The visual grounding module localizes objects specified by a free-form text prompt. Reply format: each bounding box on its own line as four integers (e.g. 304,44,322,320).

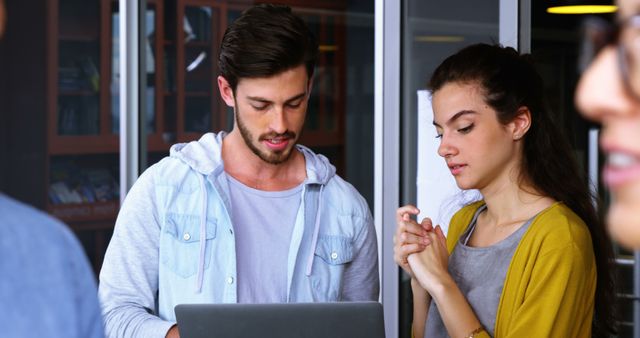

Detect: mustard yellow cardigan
444,201,596,338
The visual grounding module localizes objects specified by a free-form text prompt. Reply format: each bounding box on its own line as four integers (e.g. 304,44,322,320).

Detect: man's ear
511,106,532,141
217,76,235,107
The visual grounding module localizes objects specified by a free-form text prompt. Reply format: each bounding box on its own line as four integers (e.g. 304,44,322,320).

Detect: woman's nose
437,135,454,159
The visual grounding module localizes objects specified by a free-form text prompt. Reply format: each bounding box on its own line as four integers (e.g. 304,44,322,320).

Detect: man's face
222,65,310,165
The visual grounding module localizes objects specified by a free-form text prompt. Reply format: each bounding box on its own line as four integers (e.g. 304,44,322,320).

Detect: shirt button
227,276,234,284
183,233,191,241
330,252,338,260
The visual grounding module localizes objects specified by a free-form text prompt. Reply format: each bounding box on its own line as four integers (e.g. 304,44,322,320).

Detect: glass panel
58,94,100,135
401,1,499,336
145,7,157,134
0,0,120,274
183,6,216,133
111,5,119,134
185,96,211,133
302,14,321,131
112,5,157,134
58,0,101,136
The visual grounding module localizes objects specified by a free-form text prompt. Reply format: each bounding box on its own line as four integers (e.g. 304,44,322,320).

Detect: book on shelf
49,162,119,205
57,95,99,135
58,56,100,92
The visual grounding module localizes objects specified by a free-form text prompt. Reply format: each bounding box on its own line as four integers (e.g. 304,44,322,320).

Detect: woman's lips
448,164,466,175
603,151,640,189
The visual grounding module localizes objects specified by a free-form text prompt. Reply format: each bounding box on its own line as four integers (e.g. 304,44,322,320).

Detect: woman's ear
511,106,532,140
217,76,235,107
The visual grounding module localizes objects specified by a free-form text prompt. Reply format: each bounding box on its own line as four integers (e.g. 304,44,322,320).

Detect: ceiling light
547,5,617,14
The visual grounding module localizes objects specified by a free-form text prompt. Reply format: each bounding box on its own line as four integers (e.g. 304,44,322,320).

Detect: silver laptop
175,301,385,338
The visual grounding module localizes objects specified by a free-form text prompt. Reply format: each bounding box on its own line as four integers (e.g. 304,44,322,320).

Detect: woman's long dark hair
428,43,616,337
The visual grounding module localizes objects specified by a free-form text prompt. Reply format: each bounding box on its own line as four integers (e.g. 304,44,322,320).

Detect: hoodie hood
169,132,336,185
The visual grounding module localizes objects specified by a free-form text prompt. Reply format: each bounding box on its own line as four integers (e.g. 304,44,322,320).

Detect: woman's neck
480,177,555,227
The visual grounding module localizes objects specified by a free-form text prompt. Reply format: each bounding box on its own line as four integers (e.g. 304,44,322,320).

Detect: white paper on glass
416,90,480,234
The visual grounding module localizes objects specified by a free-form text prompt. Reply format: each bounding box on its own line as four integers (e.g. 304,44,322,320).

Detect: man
0,1,104,337
98,4,379,338
575,0,640,249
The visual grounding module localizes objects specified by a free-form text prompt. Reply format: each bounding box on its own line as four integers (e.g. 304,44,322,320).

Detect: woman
394,44,615,337
575,0,640,250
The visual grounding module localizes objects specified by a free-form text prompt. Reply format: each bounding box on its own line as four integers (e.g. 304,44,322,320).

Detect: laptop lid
175,301,385,338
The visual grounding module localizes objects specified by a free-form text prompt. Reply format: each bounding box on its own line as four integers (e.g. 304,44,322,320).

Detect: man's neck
221,132,306,191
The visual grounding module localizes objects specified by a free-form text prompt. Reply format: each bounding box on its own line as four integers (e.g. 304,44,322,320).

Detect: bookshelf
38,0,348,273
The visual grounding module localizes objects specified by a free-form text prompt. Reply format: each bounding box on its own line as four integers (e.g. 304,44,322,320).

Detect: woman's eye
435,133,443,139
287,101,302,109
458,124,474,134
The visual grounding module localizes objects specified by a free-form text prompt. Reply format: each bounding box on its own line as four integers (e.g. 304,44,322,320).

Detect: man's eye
252,105,268,111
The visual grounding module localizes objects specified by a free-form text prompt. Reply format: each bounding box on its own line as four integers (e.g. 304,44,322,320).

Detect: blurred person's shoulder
0,192,86,261
0,193,74,240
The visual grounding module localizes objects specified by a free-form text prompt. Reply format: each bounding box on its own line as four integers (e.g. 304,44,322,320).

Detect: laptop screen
175,301,385,338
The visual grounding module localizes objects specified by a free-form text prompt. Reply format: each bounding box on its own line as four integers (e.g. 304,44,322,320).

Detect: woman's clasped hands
393,205,450,293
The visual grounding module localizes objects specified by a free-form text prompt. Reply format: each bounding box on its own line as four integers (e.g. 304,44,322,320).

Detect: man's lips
261,134,295,151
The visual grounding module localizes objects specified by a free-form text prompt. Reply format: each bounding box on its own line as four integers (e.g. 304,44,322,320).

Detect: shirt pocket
160,213,217,278
310,235,355,300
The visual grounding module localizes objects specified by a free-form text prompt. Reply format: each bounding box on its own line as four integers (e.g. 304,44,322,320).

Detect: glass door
399,1,499,336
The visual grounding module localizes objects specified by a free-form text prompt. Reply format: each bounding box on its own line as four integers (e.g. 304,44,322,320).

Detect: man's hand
166,325,180,338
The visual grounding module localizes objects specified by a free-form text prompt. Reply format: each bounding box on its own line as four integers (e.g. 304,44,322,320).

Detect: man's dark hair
218,4,318,91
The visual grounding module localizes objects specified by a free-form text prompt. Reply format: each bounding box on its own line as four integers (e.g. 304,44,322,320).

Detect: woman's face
432,82,527,195
575,0,640,249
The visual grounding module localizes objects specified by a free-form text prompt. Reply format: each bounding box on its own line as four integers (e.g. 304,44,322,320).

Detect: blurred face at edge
576,0,640,249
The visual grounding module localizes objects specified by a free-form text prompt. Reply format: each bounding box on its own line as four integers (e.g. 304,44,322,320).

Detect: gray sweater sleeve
98,168,175,338
341,209,380,301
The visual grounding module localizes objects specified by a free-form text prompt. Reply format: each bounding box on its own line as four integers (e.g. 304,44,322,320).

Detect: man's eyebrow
246,92,307,104
246,96,271,103
432,110,476,128
285,93,307,103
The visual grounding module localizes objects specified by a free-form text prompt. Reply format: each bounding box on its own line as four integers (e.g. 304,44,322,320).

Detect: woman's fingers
396,205,420,223
420,217,433,232
397,215,427,236
435,225,447,246
400,231,430,246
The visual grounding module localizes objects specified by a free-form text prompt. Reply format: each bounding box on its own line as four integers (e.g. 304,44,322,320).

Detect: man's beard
236,106,297,165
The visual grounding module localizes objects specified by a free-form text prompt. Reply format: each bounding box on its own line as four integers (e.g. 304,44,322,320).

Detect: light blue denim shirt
98,132,379,338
